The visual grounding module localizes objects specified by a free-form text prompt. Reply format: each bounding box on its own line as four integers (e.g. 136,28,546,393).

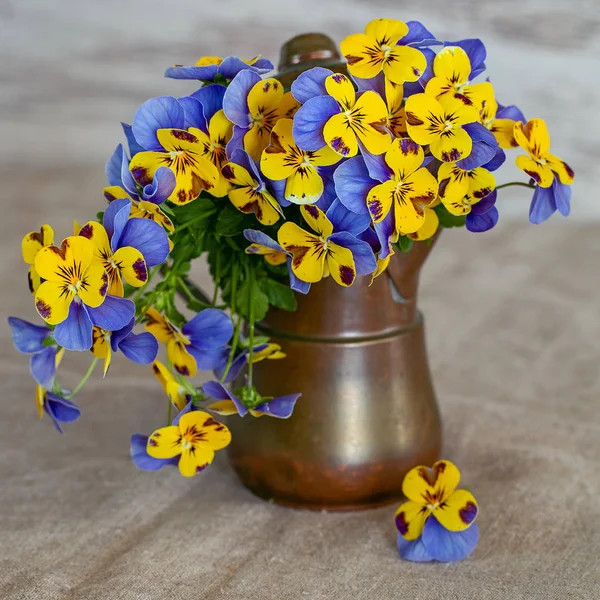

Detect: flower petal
293,95,340,151
553,179,572,217
253,393,301,418
514,118,550,159
103,198,132,250
86,295,135,331
325,73,356,110
147,425,182,459
408,206,440,241
430,127,473,163
167,339,197,377
180,410,231,450
8,317,50,354
141,167,177,204
30,347,57,390
546,154,575,185
402,460,461,505
285,167,324,205
323,112,358,158
22,224,54,265
352,91,390,154
54,301,93,351
182,309,233,349
77,263,109,308
291,67,333,103
433,489,479,532
466,206,499,232
202,380,248,416
277,222,326,283
35,281,72,325
515,155,554,188
326,241,356,287
433,46,470,85
333,156,374,215
300,204,334,238
119,218,170,267
132,96,185,152
395,500,430,540
396,534,433,562
328,231,376,276
422,515,479,562
383,45,426,84
326,198,371,235
130,434,176,471
118,331,158,364
367,180,395,223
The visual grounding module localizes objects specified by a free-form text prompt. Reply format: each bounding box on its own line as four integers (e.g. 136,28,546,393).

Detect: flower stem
166,398,172,426
67,357,98,399
212,251,221,306
219,263,240,384
496,181,536,191
247,266,255,390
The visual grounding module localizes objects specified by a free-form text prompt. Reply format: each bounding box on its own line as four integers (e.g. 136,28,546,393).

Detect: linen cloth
1,169,598,599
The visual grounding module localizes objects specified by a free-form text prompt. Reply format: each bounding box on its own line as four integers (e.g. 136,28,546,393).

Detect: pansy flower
513,119,574,224
260,118,340,205
340,19,426,85
277,202,377,287
404,92,480,162
214,341,286,383
8,317,61,390
366,138,438,235
223,72,299,162
202,380,301,419
165,54,273,82
437,162,496,216
35,384,81,434
34,236,135,352
465,190,499,233
144,307,233,376
151,360,189,412
243,229,311,294
222,149,284,225
395,460,479,562
91,318,158,376
22,224,54,294
478,85,526,149
147,410,231,477
293,72,390,158
129,96,219,205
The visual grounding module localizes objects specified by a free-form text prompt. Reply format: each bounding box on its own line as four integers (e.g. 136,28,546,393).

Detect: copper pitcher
226,34,442,510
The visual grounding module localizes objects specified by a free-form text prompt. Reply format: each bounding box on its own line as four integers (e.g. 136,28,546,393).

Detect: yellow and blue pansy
165,55,273,82
478,84,526,149
151,360,189,412
214,341,286,383
35,385,81,434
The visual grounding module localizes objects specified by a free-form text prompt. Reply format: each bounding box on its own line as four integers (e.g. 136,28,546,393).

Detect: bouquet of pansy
9,18,574,479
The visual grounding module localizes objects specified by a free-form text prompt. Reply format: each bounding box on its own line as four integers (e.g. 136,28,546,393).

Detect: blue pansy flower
35,385,81,434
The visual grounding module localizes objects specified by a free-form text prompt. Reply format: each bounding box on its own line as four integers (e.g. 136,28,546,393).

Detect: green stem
219,264,240,384
496,181,536,191
212,251,221,306
173,214,209,234
177,277,215,309
166,398,172,426
67,358,98,399
247,266,255,390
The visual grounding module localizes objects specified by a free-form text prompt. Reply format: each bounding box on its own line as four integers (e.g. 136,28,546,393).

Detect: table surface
1,162,598,599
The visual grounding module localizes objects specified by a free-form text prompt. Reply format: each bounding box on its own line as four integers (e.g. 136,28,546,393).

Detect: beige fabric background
2,0,600,598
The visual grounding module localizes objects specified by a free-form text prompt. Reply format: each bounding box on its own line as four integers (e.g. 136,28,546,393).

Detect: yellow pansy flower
151,360,188,412
437,163,496,215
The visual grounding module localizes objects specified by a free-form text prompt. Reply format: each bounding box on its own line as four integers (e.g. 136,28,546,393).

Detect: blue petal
187,345,230,371
397,534,434,562
353,73,386,96
445,39,486,79
401,21,441,47
8,316,50,354
463,122,497,145
422,515,479,562
109,318,135,351
357,226,380,253
118,332,158,364
291,67,333,103
86,295,135,332
483,147,506,172
529,185,557,224
121,122,146,157
45,393,81,433
328,232,377,276
213,349,248,383
30,347,57,390
103,197,132,251
202,380,248,416
471,189,497,215
456,141,497,171
218,56,273,80
190,83,227,125
553,179,571,217
225,125,247,160
131,96,185,152
54,301,93,351
254,393,301,418
374,210,396,259
466,206,499,232
177,95,207,131
229,148,263,184
182,308,233,349
333,156,375,215
223,70,261,127
288,261,311,295
119,218,170,267
119,144,138,197
293,95,339,151
316,165,337,212
243,229,284,253
266,175,289,206
172,399,194,425
130,434,176,471
497,103,526,122
326,198,371,235
164,64,219,81
141,167,176,204
105,144,124,188
359,144,394,183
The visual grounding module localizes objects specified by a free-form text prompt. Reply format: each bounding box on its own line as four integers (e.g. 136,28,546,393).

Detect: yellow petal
184,410,231,451
515,155,554,188
222,162,256,187
208,109,233,147
167,338,197,377
382,45,426,84
103,185,132,202
277,222,326,283
429,128,473,163
408,207,439,241
323,112,359,158
280,91,301,119
151,359,175,393
35,384,45,419
467,167,496,200
340,33,383,80
131,201,175,233
260,118,298,181
78,262,109,308
244,123,274,163
147,425,182,459
300,204,334,238
166,380,188,412
395,500,430,540
228,187,281,226
364,18,408,45
545,153,575,185
433,489,478,532
91,326,110,360
369,251,393,285
145,308,176,345
22,224,54,265
35,281,72,325
206,400,240,416
28,265,42,295
405,93,443,146
367,180,395,223
245,243,288,266
34,236,94,283
247,78,284,122
326,242,356,287
433,46,471,86
402,460,461,505
385,138,425,179
285,166,324,205
112,246,148,288
513,118,551,159
178,447,214,477
325,73,356,111
438,93,480,126
490,118,519,149
78,221,112,263
394,189,424,234
437,163,470,205
352,91,390,154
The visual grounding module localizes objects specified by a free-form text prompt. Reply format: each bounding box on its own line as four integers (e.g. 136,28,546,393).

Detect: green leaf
434,204,466,228
396,235,414,253
237,275,270,322
260,277,297,312
216,205,245,237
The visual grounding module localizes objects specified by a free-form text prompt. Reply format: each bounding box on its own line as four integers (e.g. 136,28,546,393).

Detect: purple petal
103,197,132,250
165,64,219,81
132,96,185,152
422,515,479,562
54,301,93,351
353,73,386,96
266,175,289,206
182,308,233,349
172,400,195,425
471,189,497,214
397,534,434,562
529,185,557,224
359,144,394,183
464,122,497,145
118,331,159,364
445,39,486,79
45,393,81,433
190,84,227,125
497,103,526,122
483,147,506,172
110,318,135,351
86,295,135,332
466,206,499,232
130,434,177,471
553,179,572,217
374,210,396,259
315,165,337,211
357,226,381,253
416,48,437,88
177,96,207,131
288,261,311,295
189,345,230,371
291,67,333,103
223,70,261,127
254,393,301,418
202,380,248,416
243,229,284,253
456,141,497,171
141,167,176,204
333,156,375,215
229,148,263,184
326,198,372,235
225,125,247,160
293,95,339,151
105,144,124,188
219,56,273,80
400,21,440,47
119,218,170,267
121,122,146,157
213,349,248,383
30,347,57,390
119,145,138,197
8,316,50,354
328,231,377,276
